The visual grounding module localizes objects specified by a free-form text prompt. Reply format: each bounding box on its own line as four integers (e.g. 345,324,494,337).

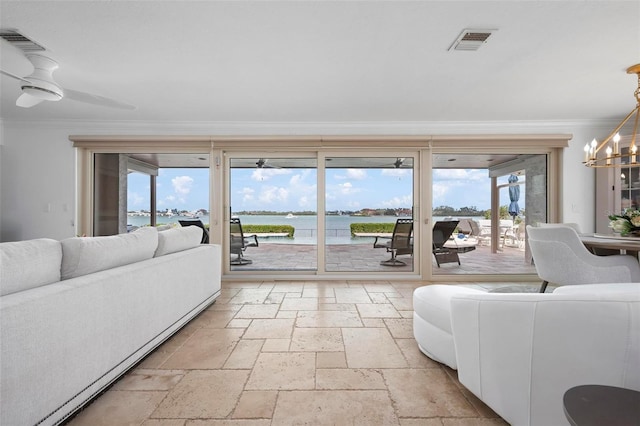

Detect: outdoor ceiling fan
394,158,405,168
255,158,282,169
0,53,136,110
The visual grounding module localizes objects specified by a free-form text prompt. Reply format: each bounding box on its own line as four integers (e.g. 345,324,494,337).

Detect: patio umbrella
508,174,520,220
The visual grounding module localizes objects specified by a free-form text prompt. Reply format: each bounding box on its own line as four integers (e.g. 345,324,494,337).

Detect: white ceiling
0,1,638,124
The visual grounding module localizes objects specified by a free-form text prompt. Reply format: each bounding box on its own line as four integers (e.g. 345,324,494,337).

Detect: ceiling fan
0,53,136,110
256,158,283,169
394,158,405,168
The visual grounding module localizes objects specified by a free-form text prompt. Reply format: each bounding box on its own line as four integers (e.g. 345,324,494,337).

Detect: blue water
128,214,481,244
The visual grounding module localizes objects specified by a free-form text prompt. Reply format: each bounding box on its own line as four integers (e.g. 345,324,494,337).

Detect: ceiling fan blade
0,69,31,83
63,87,136,110
16,93,45,108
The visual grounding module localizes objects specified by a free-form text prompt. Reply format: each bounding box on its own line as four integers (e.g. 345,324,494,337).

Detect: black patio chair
373,218,414,266
230,217,259,265
178,219,209,244
432,220,460,267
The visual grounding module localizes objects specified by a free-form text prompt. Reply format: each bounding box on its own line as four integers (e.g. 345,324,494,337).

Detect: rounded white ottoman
413,285,486,369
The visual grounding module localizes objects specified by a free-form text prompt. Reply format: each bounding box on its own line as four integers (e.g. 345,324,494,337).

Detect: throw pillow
155,225,203,257
60,227,158,280
0,238,62,296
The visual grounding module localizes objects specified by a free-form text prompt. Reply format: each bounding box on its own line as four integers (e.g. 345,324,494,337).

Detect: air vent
448,29,496,51
0,29,46,52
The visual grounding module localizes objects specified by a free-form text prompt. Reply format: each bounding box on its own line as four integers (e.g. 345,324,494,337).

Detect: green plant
350,222,395,236
243,224,295,238
608,209,640,236
484,205,512,220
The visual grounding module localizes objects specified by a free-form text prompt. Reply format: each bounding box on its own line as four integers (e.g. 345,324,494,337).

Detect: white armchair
450,283,640,426
527,225,640,292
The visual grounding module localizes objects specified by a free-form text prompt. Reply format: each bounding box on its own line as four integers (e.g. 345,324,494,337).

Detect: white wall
1,122,77,241
0,119,619,242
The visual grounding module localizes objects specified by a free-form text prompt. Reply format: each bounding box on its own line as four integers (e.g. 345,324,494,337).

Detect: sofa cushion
60,227,158,280
414,285,486,334
155,225,203,257
0,238,62,296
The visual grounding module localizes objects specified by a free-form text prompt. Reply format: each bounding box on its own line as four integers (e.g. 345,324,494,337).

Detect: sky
127,168,210,213
127,167,522,214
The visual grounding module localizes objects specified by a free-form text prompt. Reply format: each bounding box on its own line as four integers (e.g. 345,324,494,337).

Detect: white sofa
0,226,222,426
414,283,640,426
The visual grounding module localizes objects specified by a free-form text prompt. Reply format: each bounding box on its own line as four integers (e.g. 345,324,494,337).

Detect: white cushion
155,225,203,257
413,285,486,369
450,283,640,426
0,239,62,296
60,227,158,280
414,285,485,334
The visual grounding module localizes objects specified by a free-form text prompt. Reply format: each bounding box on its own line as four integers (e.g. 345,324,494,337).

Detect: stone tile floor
68,281,514,426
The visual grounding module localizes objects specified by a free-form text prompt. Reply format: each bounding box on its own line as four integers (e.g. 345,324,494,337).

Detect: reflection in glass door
93,153,210,236
229,157,318,271
324,157,414,272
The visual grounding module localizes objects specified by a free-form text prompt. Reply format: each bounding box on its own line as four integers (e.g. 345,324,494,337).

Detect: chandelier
583,64,640,168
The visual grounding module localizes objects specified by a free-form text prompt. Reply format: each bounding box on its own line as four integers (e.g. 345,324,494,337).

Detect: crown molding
0,118,626,135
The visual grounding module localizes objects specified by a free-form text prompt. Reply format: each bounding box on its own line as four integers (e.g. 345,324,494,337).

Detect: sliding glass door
431,153,545,276
324,156,414,272
229,156,318,271
226,153,417,275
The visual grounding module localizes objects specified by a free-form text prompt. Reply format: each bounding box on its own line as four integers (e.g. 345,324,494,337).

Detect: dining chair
526,225,640,292
537,222,620,256
537,222,582,233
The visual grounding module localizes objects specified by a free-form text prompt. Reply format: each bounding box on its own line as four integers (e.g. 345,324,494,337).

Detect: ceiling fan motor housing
21,53,63,101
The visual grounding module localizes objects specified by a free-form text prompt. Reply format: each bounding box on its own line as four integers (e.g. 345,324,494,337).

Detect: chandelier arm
594,105,640,155
631,107,640,149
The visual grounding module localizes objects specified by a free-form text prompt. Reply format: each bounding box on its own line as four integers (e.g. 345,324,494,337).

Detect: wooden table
563,385,640,426
581,233,640,256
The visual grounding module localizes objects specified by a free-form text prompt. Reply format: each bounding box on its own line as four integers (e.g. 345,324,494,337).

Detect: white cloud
172,176,194,195
240,187,255,203
382,194,413,208
298,196,310,207
127,192,146,207
433,169,486,181
431,183,450,202
346,169,367,180
339,182,361,195
334,169,367,180
382,169,411,178
252,168,291,182
159,194,186,207
290,173,305,185
259,186,289,204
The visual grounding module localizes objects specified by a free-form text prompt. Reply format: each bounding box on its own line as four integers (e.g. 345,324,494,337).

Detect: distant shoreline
126,214,485,245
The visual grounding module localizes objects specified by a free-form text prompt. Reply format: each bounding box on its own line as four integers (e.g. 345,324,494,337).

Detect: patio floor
231,241,537,276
